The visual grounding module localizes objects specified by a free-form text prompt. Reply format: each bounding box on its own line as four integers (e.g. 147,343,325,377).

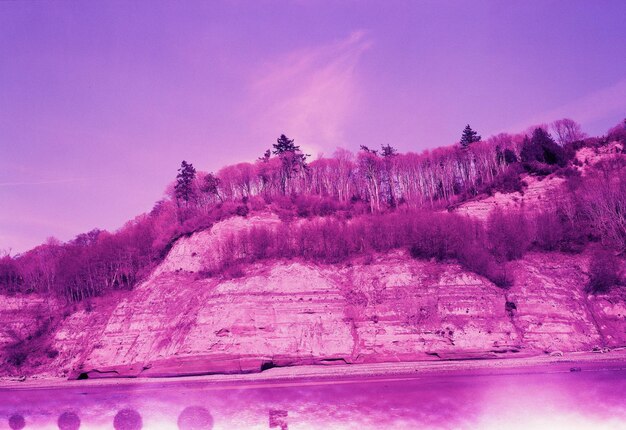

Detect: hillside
453,139,623,219
1,122,625,380
1,213,625,380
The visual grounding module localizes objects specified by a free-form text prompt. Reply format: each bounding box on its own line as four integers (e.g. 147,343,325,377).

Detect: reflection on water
8,413,25,429
1,367,625,429
57,411,80,430
177,406,213,430
113,409,142,430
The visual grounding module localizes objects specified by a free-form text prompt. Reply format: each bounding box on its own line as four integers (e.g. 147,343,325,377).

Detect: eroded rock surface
453,175,565,220
2,224,624,380
0,296,56,349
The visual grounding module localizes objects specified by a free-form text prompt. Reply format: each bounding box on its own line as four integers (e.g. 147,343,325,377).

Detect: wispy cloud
0,177,87,187
248,31,372,155
0,173,120,187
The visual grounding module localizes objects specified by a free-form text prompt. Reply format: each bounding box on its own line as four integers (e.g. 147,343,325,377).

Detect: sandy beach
3,348,626,391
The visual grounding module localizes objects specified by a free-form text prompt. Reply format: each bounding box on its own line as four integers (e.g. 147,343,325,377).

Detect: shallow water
1,366,625,429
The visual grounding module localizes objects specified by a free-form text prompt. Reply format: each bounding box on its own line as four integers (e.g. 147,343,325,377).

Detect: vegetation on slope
0,119,625,303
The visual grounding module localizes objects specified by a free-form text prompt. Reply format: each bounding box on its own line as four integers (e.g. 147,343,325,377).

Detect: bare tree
551,118,586,146
578,158,626,251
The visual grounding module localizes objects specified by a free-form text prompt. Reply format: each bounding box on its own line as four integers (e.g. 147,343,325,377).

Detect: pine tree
359,145,378,155
381,144,398,207
174,160,197,203
460,124,481,149
381,144,397,158
258,149,271,163
273,134,299,155
272,134,308,194
520,128,565,167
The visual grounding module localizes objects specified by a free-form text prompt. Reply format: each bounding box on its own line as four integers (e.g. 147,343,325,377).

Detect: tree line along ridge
1,119,624,303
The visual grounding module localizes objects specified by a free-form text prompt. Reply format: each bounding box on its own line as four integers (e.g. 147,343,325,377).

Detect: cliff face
452,175,565,220
452,141,624,220
1,214,624,379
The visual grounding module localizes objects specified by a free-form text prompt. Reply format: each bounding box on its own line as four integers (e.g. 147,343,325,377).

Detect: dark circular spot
177,406,214,430
9,414,25,430
113,409,142,430
58,411,81,430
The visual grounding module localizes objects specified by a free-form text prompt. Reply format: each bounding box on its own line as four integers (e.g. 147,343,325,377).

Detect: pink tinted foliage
480,163,525,196
606,118,626,146
576,157,626,251
6,122,626,301
551,118,586,146
586,250,624,294
487,208,531,261
533,210,565,252
0,254,22,293
204,209,513,287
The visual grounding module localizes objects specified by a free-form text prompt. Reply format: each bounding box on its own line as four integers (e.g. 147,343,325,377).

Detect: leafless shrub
586,250,623,294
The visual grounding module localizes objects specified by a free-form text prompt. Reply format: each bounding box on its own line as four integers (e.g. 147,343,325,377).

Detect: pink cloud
247,31,372,155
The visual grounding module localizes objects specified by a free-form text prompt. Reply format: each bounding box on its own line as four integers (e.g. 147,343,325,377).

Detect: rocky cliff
1,213,624,380
452,141,624,219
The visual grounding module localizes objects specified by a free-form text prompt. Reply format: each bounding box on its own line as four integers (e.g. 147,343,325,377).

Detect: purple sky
1,1,625,253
